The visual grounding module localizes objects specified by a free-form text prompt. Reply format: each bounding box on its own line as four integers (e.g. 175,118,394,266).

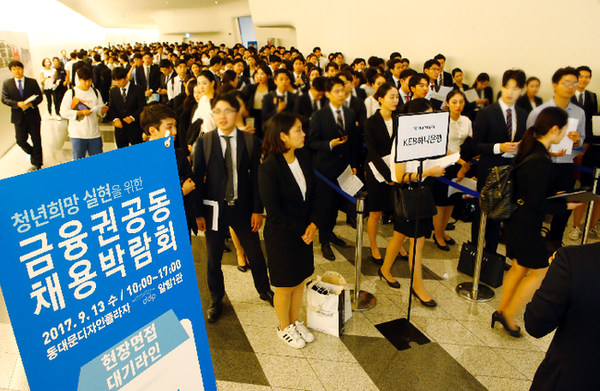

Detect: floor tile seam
304,356,361,391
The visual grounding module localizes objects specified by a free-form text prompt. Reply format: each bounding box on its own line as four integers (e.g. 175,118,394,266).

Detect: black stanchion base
375,318,430,351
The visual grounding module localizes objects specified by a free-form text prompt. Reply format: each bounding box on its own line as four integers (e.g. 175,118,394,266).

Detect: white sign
394,112,449,163
550,118,578,155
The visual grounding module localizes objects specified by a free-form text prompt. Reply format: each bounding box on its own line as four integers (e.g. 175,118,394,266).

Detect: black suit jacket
516,94,543,115
1,77,43,125
107,83,146,123
440,71,453,87
291,73,309,91
347,95,367,130
192,128,263,224
364,111,395,183
135,64,161,92
241,83,276,112
571,90,598,142
525,243,600,391
261,91,297,125
473,102,527,188
293,93,327,129
354,87,367,102
307,105,358,179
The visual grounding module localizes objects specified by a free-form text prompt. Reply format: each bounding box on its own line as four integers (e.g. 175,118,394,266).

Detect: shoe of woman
277,324,305,348
237,255,248,272
370,255,383,265
445,236,456,245
377,268,400,289
410,288,437,307
433,236,450,251
491,311,521,337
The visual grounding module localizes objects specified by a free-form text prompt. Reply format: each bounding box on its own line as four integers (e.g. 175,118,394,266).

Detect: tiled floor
1,114,598,391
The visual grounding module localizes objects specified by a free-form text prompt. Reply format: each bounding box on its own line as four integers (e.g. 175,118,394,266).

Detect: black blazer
473,102,527,188
440,71,453,87
516,94,543,115
135,64,161,92
291,73,309,91
364,111,395,183
192,128,263,222
307,105,358,179
261,91,297,125
293,93,326,129
241,83,275,112
258,149,319,238
354,87,367,102
571,90,599,142
107,83,146,124
1,77,43,124
525,243,600,391
348,95,367,130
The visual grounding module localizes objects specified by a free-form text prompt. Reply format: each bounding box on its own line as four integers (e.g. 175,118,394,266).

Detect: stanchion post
456,210,495,302
581,167,600,244
351,193,376,311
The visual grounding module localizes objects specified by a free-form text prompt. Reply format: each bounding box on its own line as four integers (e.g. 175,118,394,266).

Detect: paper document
592,115,600,137
464,89,479,103
337,165,363,196
448,177,477,197
22,94,38,110
368,154,390,183
430,86,453,102
203,200,219,231
91,103,106,114
405,153,460,173
550,118,578,155
147,93,160,104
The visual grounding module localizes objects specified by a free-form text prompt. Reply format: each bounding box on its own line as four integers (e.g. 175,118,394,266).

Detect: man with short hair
1,60,44,170
158,59,176,104
208,56,223,84
386,58,404,90
291,57,309,93
60,67,109,160
423,59,443,109
294,76,327,130
193,94,274,323
262,69,297,126
528,67,585,245
107,67,146,148
325,62,339,78
135,52,161,99
398,69,417,105
433,54,453,87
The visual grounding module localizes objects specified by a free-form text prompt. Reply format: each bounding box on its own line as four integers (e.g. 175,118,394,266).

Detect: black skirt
264,226,315,287
365,166,393,212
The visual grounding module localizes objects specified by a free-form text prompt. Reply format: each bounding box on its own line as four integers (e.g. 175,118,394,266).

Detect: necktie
336,109,345,136
438,74,443,87
406,95,411,103
579,93,584,106
121,88,127,102
180,80,184,93
397,80,401,90
312,99,318,112
145,67,150,90
17,79,23,97
223,136,234,202
506,108,513,141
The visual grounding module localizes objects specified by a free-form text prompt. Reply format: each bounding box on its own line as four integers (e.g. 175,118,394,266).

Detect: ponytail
514,106,568,164
514,127,537,164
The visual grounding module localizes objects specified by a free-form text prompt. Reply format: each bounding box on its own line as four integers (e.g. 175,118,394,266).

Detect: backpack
479,153,549,220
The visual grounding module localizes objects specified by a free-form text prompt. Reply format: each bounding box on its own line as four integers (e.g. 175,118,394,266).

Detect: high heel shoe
491,311,521,338
398,252,409,261
369,255,383,266
237,255,249,272
378,268,400,289
445,236,455,245
433,236,450,251
410,288,437,307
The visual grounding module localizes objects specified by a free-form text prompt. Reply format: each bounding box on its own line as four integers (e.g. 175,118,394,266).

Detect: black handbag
451,195,477,223
392,178,438,221
457,242,505,288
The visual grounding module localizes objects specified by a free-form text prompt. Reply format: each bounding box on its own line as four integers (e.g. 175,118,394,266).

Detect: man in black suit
385,58,404,91
525,243,600,391
232,59,250,90
208,56,223,85
291,57,309,93
293,76,326,130
107,67,146,148
135,52,161,99
434,54,454,87
92,54,111,105
1,60,44,170
193,94,274,323
423,59,443,110
572,66,598,141
262,69,297,128
158,59,176,104
472,69,527,253
307,76,359,260
398,69,417,105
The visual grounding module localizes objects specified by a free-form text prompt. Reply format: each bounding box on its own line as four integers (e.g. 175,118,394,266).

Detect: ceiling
57,0,238,29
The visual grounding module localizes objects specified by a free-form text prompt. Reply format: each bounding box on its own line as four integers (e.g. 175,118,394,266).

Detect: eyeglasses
561,82,579,87
213,109,237,115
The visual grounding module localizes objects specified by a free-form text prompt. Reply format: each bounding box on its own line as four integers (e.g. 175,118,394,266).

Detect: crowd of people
2,40,600,389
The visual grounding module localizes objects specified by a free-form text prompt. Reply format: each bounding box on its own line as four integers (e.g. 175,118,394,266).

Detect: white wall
248,0,600,101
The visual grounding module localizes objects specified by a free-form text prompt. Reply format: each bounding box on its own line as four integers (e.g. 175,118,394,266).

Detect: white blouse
288,158,307,200
253,88,268,109
365,96,381,119
447,116,473,154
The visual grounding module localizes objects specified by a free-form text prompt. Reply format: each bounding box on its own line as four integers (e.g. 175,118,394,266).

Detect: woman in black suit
525,243,600,391
241,64,275,139
176,79,197,154
258,112,319,349
364,83,409,265
516,77,543,115
493,107,581,337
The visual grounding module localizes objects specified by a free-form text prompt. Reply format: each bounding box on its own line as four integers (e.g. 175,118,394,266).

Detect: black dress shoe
321,244,335,260
445,237,456,245
207,301,222,323
259,290,274,306
398,252,409,261
346,216,357,229
370,255,383,265
410,288,437,307
491,311,521,337
223,245,232,253
446,222,456,231
433,236,450,251
330,234,346,247
377,268,400,289
237,265,248,272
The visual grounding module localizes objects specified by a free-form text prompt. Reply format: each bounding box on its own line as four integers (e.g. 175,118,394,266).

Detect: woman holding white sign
379,99,445,307
493,107,581,337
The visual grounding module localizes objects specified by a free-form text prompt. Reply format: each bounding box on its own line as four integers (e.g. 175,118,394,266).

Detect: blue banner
0,138,216,391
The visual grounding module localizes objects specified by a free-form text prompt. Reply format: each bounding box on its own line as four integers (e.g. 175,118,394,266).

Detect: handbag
392,176,438,220
457,242,505,288
451,195,477,223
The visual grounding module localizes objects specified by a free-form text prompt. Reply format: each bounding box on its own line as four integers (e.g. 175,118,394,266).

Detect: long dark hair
514,106,568,164
262,112,301,156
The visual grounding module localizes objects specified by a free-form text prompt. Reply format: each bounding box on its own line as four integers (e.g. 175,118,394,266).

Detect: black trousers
43,89,54,114
550,163,576,243
115,124,143,149
15,116,42,166
204,204,270,303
